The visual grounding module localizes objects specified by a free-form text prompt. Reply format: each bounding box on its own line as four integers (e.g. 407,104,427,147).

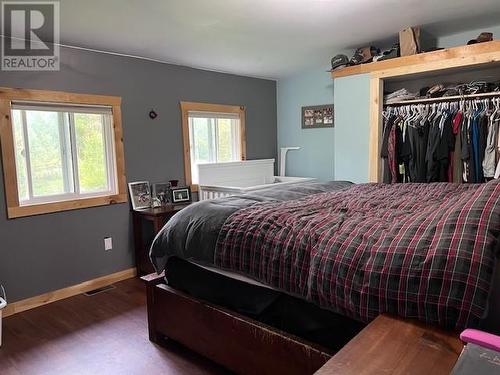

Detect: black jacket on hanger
426,115,443,182
408,120,429,183
435,115,454,182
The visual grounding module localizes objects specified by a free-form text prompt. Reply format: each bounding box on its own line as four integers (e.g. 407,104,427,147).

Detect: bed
146,180,500,373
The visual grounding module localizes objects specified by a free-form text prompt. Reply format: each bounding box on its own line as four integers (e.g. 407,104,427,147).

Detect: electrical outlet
104,237,113,251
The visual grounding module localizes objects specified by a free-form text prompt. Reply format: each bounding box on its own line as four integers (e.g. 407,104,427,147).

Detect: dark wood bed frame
142,272,332,374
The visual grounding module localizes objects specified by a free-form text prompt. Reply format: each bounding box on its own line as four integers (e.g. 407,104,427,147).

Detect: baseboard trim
3,267,137,317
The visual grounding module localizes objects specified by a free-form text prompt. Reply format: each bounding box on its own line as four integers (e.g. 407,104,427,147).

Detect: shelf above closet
384,91,500,106
331,41,500,79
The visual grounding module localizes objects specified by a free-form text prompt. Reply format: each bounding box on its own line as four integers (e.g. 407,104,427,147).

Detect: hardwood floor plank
0,278,228,375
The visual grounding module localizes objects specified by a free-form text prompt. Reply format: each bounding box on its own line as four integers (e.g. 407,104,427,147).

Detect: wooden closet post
369,76,383,182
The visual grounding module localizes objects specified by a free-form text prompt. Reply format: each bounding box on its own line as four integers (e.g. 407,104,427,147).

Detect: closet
332,41,500,183
382,94,500,184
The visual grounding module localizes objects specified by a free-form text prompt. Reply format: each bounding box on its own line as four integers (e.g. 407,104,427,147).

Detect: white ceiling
58,0,500,79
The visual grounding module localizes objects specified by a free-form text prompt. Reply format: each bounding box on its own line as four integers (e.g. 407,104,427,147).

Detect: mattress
189,260,275,289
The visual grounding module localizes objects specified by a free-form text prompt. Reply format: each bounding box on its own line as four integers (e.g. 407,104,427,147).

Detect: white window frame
12,104,118,206
180,102,246,191
188,115,241,161
188,115,242,185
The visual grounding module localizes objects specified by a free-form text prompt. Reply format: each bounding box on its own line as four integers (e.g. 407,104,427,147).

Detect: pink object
460,329,500,352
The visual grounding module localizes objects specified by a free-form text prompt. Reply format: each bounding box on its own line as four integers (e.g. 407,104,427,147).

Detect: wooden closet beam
331,41,500,79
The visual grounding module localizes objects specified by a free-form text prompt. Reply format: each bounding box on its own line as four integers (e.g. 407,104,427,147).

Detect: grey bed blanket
150,181,353,273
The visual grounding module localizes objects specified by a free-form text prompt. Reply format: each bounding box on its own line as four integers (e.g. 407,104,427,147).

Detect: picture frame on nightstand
152,183,171,205
170,186,191,203
128,181,151,210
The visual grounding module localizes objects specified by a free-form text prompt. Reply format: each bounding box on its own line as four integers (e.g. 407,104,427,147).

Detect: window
0,88,127,218
188,112,241,184
12,104,116,204
180,102,246,188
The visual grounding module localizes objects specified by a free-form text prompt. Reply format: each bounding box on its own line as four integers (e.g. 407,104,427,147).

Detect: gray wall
0,47,277,302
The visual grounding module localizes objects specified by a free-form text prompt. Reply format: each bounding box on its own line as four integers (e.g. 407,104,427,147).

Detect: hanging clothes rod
384,91,500,106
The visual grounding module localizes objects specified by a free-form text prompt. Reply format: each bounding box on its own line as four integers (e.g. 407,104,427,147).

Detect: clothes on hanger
483,108,499,178
408,119,429,182
451,110,463,183
425,111,446,182
381,114,397,183
471,110,482,182
496,105,500,179
382,96,500,184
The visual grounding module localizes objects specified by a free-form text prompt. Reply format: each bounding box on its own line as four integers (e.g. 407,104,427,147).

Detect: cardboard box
399,26,437,56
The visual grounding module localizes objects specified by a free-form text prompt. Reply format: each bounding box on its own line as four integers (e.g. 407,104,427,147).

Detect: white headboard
197,159,275,188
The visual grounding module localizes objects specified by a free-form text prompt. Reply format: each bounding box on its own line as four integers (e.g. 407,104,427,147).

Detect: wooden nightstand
132,204,190,275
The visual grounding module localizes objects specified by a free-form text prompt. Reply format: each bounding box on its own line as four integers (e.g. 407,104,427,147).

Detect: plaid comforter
215,181,500,329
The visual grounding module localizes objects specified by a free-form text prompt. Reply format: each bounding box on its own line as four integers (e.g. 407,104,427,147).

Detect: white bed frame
198,159,315,200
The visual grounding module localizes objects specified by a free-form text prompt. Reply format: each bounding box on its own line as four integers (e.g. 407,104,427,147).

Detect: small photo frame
171,186,191,203
128,181,151,210
302,104,334,128
152,183,171,205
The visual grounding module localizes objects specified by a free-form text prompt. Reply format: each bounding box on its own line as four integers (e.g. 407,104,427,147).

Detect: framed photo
152,183,171,205
302,104,334,128
128,181,151,210
171,186,191,203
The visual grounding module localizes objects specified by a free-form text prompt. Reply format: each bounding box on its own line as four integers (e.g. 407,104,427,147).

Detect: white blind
188,111,240,120
11,101,113,115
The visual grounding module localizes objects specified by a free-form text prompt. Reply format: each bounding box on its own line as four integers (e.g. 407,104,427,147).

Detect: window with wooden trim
180,102,246,189
0,88,127,218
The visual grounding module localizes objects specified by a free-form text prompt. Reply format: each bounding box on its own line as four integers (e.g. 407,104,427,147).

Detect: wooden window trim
0,87,127,218
180,101,246,192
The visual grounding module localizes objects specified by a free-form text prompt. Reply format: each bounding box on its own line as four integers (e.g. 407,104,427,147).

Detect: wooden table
315,315,463,375
132,204,190,275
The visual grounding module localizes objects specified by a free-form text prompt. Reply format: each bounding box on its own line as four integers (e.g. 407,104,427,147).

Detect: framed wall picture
302,104,334,129
128,181,151,210
170,186,191,203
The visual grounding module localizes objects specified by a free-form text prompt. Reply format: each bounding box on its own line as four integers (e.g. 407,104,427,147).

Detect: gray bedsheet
150,181,353,273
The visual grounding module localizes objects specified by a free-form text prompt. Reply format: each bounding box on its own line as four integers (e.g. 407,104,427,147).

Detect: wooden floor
0,278,228,375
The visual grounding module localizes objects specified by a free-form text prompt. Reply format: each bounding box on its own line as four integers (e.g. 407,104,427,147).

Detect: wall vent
84,284,116,296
